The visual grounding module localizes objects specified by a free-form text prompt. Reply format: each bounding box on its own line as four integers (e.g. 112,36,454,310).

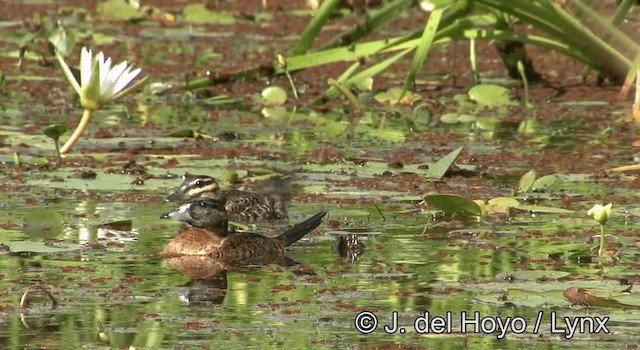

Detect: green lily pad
495,270,571,281
440,113,477,124
96,0,140,21
22,209,65,238
183,3,235,24
515,205,574,214
261,86,288,105
1,241,81,254
468,84,515,107
261,106,287,119
532,174,557,191
374,87,421,105
422,194,483,217
484,197,521,214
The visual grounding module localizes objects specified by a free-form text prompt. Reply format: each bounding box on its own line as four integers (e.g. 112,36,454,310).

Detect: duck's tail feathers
278,210,328,247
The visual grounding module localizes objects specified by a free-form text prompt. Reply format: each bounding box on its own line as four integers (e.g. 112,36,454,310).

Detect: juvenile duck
165,173,288,222
159,198,327,263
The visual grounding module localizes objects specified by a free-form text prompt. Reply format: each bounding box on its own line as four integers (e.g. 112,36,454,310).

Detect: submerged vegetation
1,1,640,349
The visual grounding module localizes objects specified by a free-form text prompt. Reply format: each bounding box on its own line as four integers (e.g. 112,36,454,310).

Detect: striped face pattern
180,175,221,199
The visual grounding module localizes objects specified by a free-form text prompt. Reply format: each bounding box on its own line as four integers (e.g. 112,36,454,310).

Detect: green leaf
261,86,288,105
43,124,67,141
423,194,483,217
1,241,82,254
261,106,287,118
183,3,235,24
291,0,341,55
96,0,140,21
401,8,443,100
518,170,536,193
374,87,421,105
532,174,557,191
23,209,65,238
48,26,76,58
515,205,574,214
485,197,521,214
468,84,515,107
425,145,464,179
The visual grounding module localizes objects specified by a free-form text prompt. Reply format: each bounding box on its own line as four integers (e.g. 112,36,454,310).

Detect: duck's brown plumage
165,173,288,222
160,198,327,263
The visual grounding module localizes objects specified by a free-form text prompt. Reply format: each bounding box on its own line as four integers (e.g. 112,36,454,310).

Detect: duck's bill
160,203,193,221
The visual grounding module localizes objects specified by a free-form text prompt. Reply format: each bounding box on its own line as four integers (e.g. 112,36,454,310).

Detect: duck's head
161,198,228,229
165,173,221,202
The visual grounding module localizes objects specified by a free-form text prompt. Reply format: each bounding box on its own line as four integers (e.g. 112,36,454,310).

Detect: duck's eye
195,180,202,186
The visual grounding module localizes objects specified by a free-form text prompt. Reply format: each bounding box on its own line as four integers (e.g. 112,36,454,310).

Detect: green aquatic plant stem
598,224,606,257
291,0,341,55
327,78,363,115
60,108,93,154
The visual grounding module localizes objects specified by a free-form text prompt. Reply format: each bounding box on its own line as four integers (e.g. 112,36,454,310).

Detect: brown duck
165,173,288,222
159,198,327,264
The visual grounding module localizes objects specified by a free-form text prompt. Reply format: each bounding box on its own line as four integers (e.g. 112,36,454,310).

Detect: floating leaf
43,124,67,141
183,3,235,24
425,145,464,179
1,241,82,254
514,205,574,214
261,86,288,105
485,197,521,214
495,270,571,281
468,84,515,107
261,106,287,118
518,170,536,193
440,113,478,124
532,174,556,191
22,210,65,238
96,0,140,21
374,87,421,105
423,194,483,217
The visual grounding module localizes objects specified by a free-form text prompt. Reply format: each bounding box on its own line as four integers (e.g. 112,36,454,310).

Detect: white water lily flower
56,47,144,110
587,203,612,225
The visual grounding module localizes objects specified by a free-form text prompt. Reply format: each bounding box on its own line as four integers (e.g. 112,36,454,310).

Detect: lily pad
96,0,140,21
183,3,235,24
515,205,574,214
261,86,288,105
1,241,82,254
374,87,422,105
532,174,557,191
468,84,515,107
422,194,483,217
484,197,521,214
495,270,571,281
23,209,65,238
